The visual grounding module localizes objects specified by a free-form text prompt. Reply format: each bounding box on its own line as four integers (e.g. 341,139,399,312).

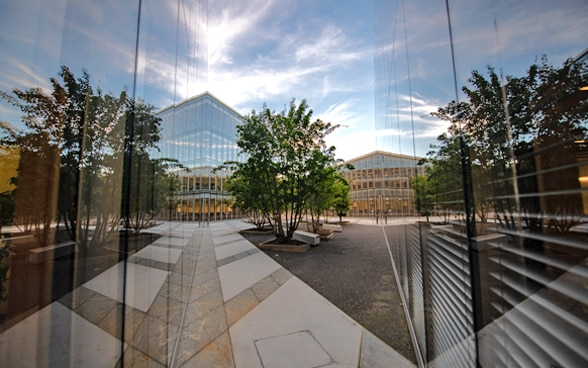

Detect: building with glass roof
156,91,244,222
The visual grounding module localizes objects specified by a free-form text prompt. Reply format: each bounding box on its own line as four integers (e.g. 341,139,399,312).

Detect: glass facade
156,92,244,222
0,1,209,366
375,1,588,367
0,0,586,367
342,151,425,218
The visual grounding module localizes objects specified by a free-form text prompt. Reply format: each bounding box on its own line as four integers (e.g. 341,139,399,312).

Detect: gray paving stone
148,294,183,326
270,267,293,285
159,281,191,303
179,331,234,368
75,292,118,325
224,288,259,327
58,286,95,310
131,315,178,366
196,257,217,273
173,305,228,367
192,268,218,285
117,346,166,368
98,303,146,342
168,271,194,287
188,274,221,302
183,289,224,325
251,275,280,302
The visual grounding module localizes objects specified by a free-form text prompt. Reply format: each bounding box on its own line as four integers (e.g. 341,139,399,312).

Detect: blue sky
1,0,587,161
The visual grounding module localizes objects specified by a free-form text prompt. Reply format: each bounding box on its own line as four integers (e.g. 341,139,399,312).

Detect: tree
422,129,465,223
222,167,270,230
306,163,339,233
330,175,351,224
428,56,588,234
0,66,166,249
223,99,340,243
413,174,433,222
125,156,183,233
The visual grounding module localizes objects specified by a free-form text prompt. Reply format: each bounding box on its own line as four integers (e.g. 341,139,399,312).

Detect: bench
293,230,320,246
28,241,75,264
1,234,35,246
322,224,343,232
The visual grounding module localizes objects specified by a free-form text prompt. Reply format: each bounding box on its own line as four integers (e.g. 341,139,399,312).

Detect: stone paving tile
98,302,146,342
131,257,174,271
179,331,234,368
167,271,194,287
172,259,198,276
213,234,245,246
148,294,183,327
360,329,416,368
224,288,259,327
251,275,281,302
192,267,218,285
216,249,259,267
117,346,166,368
173,305,228,367
188,274,221,302
159,281,191,303
196,253,217,271
270,267,294,285
131,314,178,366
182,289,224,326
218,252,282,302
180,261,199,274
74,291,118,325
58,286,95,310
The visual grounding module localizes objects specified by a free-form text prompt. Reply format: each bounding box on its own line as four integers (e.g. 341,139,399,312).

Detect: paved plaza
0,220,415,367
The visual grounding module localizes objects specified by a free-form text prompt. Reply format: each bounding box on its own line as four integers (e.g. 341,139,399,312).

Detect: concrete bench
28,241,75,264
322,224,343,232
1,234,35,246
293,230,320,246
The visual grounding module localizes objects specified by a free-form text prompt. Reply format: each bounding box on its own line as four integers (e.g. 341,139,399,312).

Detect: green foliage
222,166,269,230
413,174,434,221
331,175,351,223
125,156,183,233
427,56,588,232
0,66,167,248
222,99,340,242
306,165,339,233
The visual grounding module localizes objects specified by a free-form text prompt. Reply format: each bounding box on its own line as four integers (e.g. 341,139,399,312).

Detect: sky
1,0,587,161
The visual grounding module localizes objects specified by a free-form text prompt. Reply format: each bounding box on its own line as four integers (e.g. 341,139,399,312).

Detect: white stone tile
131,245,182,264
255,330,333,368
360,329,416,368
214,240,257,261
83,262,168,312
218,252,281,301
0,302,123,368
152,236,190,247
230,277,362,368
212,233,243,246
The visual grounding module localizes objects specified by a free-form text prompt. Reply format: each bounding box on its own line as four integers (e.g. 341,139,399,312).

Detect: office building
342,151,424,218
156,92,244,222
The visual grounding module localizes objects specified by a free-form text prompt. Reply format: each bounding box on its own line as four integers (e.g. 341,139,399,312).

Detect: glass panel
375,0,587,366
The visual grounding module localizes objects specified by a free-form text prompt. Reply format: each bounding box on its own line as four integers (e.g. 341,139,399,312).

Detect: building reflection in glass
156,92,245,224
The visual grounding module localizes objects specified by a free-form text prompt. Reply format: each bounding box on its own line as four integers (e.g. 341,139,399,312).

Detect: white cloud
207,0,279,66
327,126,378,161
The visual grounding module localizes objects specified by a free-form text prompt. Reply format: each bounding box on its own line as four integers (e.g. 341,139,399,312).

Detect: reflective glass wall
376,0,587,367
0,0,208,366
